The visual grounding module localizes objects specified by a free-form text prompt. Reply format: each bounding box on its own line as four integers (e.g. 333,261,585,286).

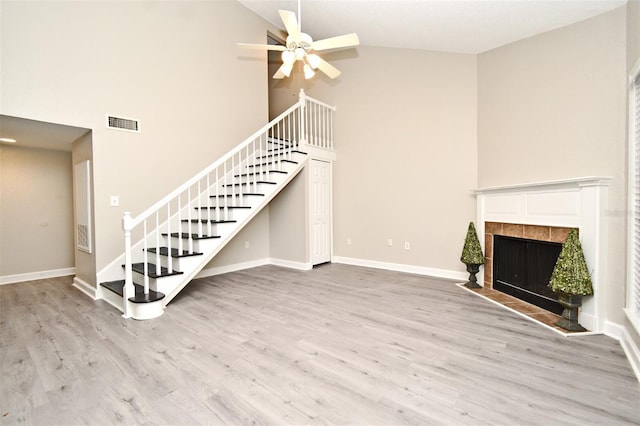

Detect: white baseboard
270,258,312,271
196,258,314,279
604,320,624,340
195,258,270,278
332,256,467,281
72,277,98,300
620,326,640,383
0,267,75,285
580,313,597,334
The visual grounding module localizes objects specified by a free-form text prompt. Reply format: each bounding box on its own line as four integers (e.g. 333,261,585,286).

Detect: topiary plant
460,222,485,266
548,229,593,296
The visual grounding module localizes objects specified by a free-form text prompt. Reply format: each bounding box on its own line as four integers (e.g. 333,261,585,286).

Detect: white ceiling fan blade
311,55,341,79
279,10,301,40
237,43,286,51
312,33,360,51
273,62,293,79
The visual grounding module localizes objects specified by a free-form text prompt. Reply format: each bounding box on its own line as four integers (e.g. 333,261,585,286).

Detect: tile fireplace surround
473,177,611,333
483,222,574,288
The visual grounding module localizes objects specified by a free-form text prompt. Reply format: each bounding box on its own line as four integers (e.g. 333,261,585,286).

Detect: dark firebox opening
493,235,563,315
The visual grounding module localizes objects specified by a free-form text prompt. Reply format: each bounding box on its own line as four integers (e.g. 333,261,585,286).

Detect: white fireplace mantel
474,176,612,333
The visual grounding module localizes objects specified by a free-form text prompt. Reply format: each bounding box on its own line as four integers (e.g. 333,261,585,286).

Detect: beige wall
626,0,640,352
478,7,628,323
0,146,74,277
269,169,309,264
302,46,478,273
0,1,273,280
204,209,271,269
71,132,96,287
628,0,640,72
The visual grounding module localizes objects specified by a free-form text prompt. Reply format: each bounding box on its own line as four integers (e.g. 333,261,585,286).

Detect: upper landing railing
120,89,336,316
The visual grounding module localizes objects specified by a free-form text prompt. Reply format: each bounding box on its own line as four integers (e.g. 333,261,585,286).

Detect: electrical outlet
404,242,410,250
244,241,250,249
387,238,393,247
110,196,119,207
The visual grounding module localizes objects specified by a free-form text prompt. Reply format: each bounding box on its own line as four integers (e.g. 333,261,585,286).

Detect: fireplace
483,222,573,314
473,177,611,332
493,235,563,314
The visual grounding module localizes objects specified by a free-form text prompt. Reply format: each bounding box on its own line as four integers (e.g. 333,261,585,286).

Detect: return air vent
106,115,140,133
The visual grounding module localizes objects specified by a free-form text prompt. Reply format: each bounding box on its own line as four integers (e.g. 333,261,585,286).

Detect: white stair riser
101,286,125,312
132,272,185,295
128,300,164,320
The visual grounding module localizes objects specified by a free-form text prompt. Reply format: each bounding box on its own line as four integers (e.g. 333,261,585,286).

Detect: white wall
478,7,627,324
0,1,273,281
303,46,478,276
0,145,74,277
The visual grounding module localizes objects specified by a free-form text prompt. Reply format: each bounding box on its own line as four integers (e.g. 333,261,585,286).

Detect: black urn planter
464,263,482,289
555,292,587,332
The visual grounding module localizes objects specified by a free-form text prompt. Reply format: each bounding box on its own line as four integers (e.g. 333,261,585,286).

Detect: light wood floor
1,264,639,425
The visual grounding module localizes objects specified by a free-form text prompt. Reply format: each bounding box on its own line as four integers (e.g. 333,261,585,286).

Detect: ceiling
0,115,90,152
238,0,627,54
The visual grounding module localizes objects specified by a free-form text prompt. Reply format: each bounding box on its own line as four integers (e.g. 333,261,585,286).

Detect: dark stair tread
163,232,221,240
195,206,251,210
234,170,287,178
265,149,307,155
130,262,183,278
100,280,165,303
147,247,203,258
223,181,276,187
100,280,127,296
247,159,298,168
210,193,264,198
181,219,237,224
267,140,294,147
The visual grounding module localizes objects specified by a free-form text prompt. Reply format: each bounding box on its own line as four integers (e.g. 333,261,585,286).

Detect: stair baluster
177,194,183,254
122,212,134,318
166,203,172,274
187,187,193,254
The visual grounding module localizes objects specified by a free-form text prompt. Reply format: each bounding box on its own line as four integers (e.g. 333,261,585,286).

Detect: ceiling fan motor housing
286,33,313,52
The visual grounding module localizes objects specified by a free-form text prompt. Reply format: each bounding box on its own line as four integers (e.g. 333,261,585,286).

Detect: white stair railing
119,89,336,316
299,90,336,150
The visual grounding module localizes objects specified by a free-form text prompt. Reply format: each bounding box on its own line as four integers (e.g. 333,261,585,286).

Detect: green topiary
460,222,484,265
548,229,593,296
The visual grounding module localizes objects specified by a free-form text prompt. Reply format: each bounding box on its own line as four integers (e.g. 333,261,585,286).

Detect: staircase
96,90,336,319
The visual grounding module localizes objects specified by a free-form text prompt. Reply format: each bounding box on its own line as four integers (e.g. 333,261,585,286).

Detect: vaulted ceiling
238,0,626,54
1,0,627,152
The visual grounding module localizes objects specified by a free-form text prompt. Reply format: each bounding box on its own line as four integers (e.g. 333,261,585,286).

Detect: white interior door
310,159,331,265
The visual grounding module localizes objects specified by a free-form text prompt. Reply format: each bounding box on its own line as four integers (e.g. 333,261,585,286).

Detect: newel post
122,212,134,318
299,88,307,146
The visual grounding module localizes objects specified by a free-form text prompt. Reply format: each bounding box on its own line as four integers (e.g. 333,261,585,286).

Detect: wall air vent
106,115,140,133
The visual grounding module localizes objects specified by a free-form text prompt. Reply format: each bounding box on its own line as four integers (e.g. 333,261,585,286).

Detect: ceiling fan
238,2,359,80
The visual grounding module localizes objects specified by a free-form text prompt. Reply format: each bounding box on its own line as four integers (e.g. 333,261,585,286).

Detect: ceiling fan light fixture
282,62,294,77
303,63,315,79
295,47,306,61
238,4,359,80
307,53,321,70
282,50,295,65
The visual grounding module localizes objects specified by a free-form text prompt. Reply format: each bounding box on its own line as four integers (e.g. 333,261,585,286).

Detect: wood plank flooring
1,264,639,425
